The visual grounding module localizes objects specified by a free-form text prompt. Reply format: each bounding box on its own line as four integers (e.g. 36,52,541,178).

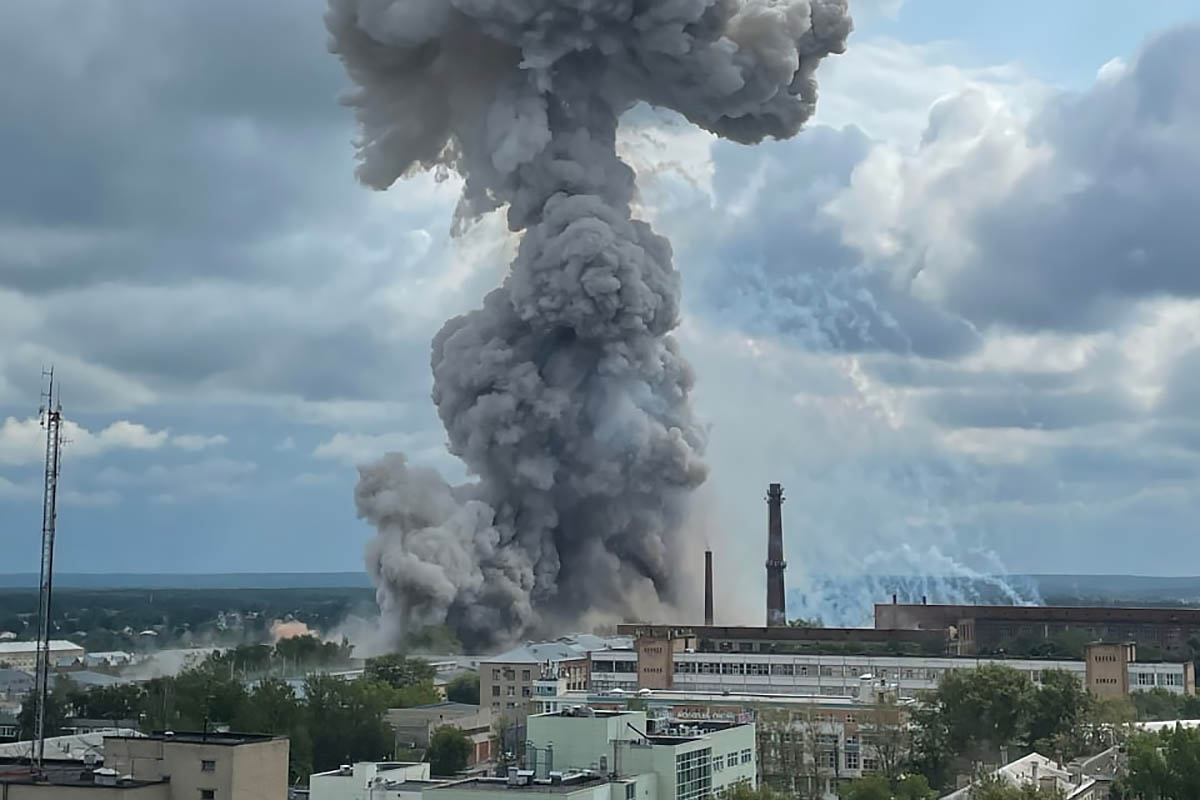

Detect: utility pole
33,368,65,773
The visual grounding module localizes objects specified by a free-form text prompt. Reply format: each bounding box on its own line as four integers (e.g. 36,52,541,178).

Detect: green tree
69,683,145,721
241,678,312,783
18,687,69,739
365,654,436,689
304,675,395,773
445,673,480,705
428,726,471,776
1026,669,1090,756
970,776,1065,799
1115,727,1200,799
390,681,441,708
895,774,936,799
843,775,890,800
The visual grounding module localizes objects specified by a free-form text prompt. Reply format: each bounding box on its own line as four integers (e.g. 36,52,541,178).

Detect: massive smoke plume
328,0,852,649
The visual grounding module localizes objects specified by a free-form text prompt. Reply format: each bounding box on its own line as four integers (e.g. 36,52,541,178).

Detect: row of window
491,685,534,697
1134,671,1184,687
675,748,712,800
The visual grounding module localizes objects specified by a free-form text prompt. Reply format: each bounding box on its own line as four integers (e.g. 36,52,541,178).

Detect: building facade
876,602,1200,657
427,709,755,800
479,636,629,721
310,762,436,800
0,641,85,672
386,702,494,765
586,633,1192,698
536,685,908,800
105,731,289,800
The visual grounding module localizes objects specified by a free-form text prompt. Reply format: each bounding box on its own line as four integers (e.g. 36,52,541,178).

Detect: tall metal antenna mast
33,367,64,773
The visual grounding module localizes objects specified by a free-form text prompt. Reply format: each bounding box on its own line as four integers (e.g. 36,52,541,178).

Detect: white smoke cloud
329,0,852,648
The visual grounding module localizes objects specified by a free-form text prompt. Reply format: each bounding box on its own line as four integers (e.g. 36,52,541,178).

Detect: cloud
829,25,1200,333
172,434,228,452
0,416,168,466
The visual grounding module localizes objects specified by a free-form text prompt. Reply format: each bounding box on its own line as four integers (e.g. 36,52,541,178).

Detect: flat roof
110,731,281,746
616,624,942,643
431,776,609,793
879,603,1200,624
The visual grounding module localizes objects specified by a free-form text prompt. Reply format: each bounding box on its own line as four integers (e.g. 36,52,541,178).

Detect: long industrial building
876,601,1200,656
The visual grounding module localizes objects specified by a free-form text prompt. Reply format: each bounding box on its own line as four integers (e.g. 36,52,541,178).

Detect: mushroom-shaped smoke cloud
329,0,852,650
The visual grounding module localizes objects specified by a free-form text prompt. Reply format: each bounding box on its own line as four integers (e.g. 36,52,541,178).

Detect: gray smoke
329,0,852,649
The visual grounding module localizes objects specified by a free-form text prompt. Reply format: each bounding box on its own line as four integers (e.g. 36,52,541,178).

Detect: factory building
877,601,1200,656
0,641,85,672
585,630,1192,698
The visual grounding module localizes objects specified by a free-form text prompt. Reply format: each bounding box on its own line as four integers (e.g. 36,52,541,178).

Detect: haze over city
2,0,1199,613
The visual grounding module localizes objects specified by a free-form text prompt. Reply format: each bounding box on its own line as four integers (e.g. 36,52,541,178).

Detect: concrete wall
528,712,646,774
1,782,170,800
104,736,288,800
310,763,429,800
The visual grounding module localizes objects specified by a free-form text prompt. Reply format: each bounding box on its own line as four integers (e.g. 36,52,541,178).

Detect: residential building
0,728,144,763
535,682,911,798
426,708,755,800
940,752,1105,800
310,762,441,800
106,731,289,800
480,635,629,721
0,641,85,672
386,703,494,765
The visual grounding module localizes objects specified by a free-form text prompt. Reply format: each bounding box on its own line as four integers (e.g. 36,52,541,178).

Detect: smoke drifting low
329,0,852,649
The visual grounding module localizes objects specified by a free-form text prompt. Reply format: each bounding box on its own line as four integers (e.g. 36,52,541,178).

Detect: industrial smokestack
766,483,787,627
704,550,714,627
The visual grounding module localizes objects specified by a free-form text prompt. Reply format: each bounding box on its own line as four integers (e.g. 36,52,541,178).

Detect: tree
19,687,69,739
69,683,145,721
894,774,936,799
445,673,480,705
429,726,471,776
390,681,442,709
304,675,395,773
970,776,1065,799
1026,669,1089,756
1114,727,1200,799
859,690,911,784
843,775,890,800
365,655,436,690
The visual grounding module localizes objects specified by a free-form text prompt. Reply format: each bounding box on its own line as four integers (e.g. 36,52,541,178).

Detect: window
492,685,500,697
1137,672,1156,686
740,749,752,764
820,751,836,769
522,686,532,697
522,670,531,681
201,760,215,772
713,755,724,773
200,791,215,800
626,784,636,800
817,734,837,747
492,669,501,680
675,749,712,800
862,757,879,773
845,750,859,770
507,685,516,696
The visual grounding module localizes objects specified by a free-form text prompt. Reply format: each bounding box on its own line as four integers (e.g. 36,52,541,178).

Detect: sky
1,1,1199,603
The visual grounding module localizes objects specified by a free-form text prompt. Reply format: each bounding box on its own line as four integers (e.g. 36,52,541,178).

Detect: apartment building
106,731,289,800
536,683,907,799
479,635,628,720
426,709,756,800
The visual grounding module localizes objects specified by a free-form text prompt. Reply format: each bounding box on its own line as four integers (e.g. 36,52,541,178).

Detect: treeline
206,636,353,677
24,654,458,782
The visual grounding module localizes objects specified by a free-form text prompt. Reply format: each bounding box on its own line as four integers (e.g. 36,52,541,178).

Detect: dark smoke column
766,483,787,626
328,0,852,650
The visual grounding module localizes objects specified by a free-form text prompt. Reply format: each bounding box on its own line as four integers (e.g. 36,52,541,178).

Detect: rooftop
0,640,82,654
485,635,632,664
0,728,144,762
431,776,610,794
110,730,281,746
